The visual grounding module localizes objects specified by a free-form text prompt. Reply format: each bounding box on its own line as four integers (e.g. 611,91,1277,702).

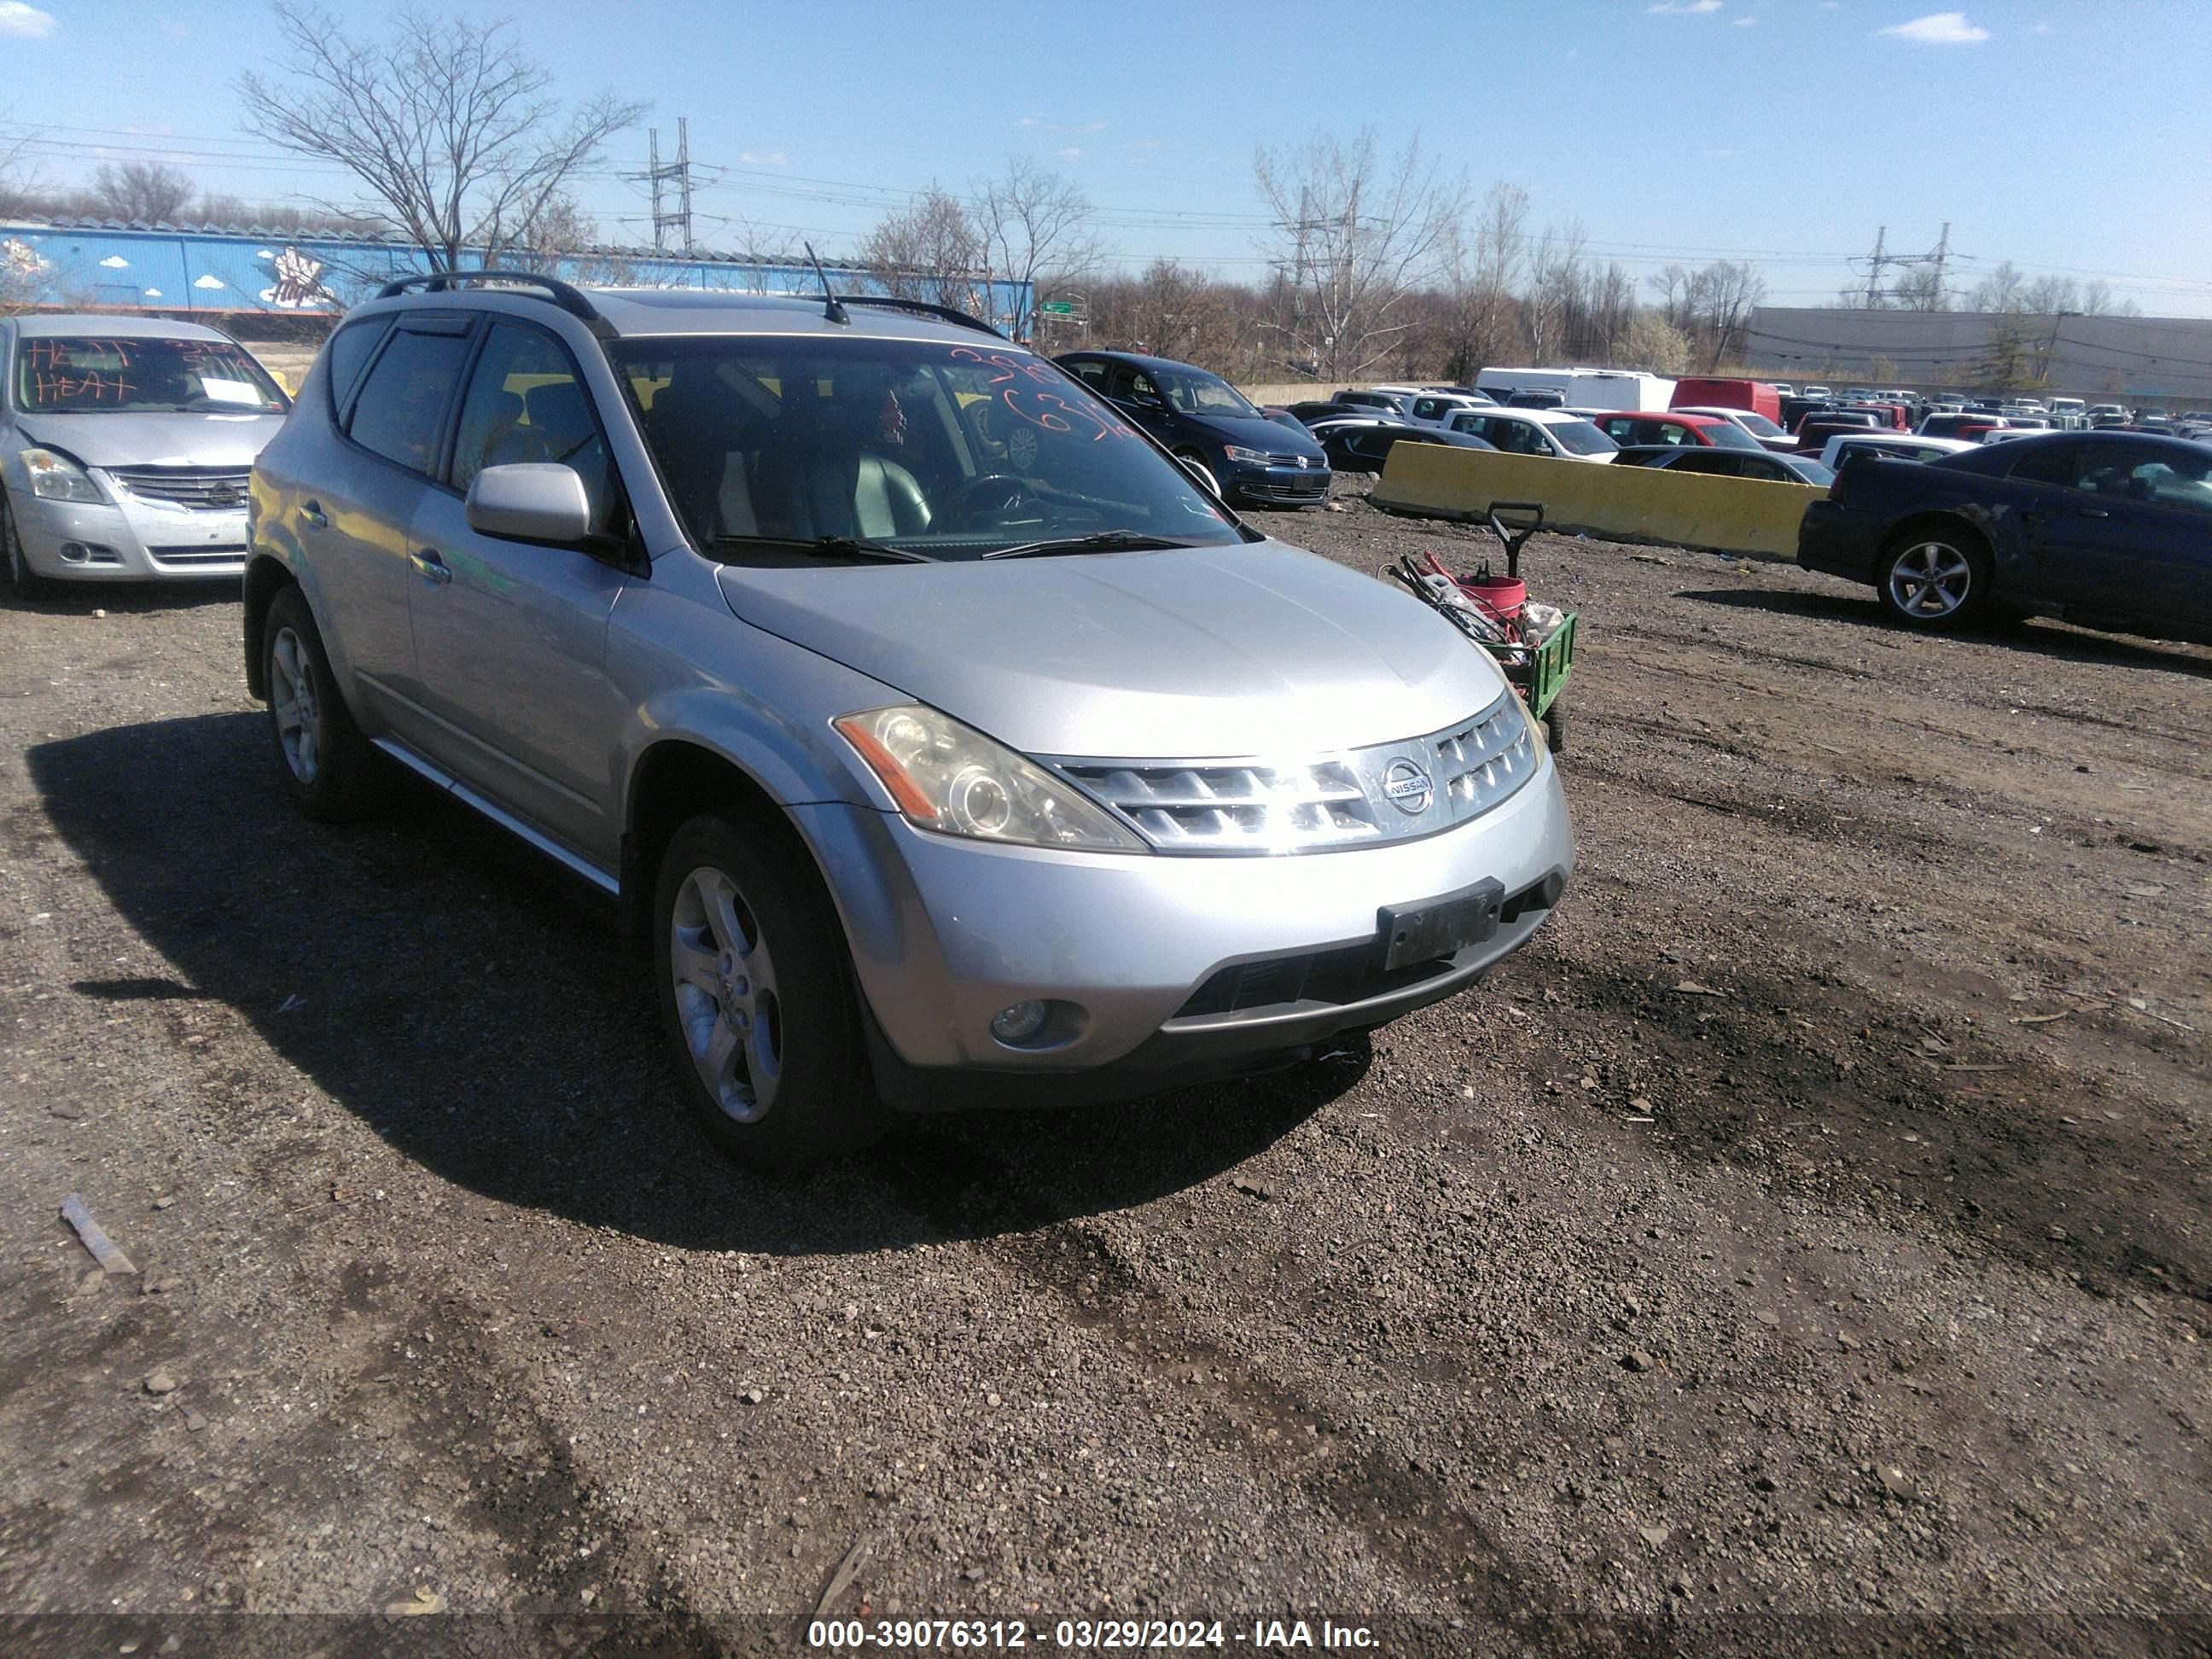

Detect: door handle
300,500,328,529
409,547,452,585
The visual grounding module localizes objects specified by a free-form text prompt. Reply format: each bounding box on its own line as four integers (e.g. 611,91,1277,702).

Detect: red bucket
1461,573,1527,631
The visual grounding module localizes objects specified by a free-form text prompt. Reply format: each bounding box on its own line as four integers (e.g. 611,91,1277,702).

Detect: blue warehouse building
0,219,1035,336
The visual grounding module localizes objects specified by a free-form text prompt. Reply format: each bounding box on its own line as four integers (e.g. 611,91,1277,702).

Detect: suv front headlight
834,704,1144,853
1222,445,1272,465
20,447,106,504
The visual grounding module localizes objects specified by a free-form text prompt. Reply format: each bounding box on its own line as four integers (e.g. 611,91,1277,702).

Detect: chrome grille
1047,696,1540,856
1054,760,1380,849
108,467,252,509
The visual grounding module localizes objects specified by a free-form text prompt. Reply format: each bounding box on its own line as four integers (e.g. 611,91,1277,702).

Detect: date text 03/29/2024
805,1617,1380,1650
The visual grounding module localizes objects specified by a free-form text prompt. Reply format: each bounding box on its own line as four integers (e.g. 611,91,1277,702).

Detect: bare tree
1254,129,1463,381
1688,259,1766,369
237,3,645,272
858,186,987,315
1891,264,1948,311
1967,260,2028,313
90,160,197,223
1520,222,1588,364
2021,274,2082,314
971,156,1101,339
1087,259,1240,370
2078,278,2116,316
1440,182,1528,381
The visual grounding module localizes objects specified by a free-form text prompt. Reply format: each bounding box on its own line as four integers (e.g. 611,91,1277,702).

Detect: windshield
1157,369,1258,419
1550,420,1618,456
15,335,288,414
1793,459,1836,485
1733,411,1785,438
611,336,1247,562
1705,422,1762,451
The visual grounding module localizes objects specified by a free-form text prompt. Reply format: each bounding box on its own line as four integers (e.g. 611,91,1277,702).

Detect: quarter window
323,317,390,413
346,326,473,477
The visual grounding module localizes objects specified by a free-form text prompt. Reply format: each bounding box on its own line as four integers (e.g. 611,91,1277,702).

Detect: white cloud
2031,20,2050,32
1877,11,1989,44
1646,0,1722,11
1056,147,1083,161
193,274,225,290
1733,14,1757,23
0,3,56,38
143,288,162,298
737,150,787,166
98,254,128,269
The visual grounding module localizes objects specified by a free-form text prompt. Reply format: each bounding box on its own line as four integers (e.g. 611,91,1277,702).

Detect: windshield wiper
711,534,931,565
981,530,1196,561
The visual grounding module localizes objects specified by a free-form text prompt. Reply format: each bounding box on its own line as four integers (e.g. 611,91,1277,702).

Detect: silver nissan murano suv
243,273,1573,1169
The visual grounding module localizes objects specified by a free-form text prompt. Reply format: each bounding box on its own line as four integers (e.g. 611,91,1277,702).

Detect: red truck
1668,377,1783,425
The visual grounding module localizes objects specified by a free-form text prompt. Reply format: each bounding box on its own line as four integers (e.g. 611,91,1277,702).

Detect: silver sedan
1,314,289,590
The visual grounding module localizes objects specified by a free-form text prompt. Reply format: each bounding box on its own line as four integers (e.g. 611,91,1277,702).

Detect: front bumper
8,482,249,582
1229,460,1332,506
792,753,1574,1108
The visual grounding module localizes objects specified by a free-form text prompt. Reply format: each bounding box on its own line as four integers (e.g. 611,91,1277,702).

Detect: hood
717,539,1510,759
1202,411,1326,457
14,410,285,470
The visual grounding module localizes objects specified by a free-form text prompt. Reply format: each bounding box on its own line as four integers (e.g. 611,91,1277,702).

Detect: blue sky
3,0,2207,315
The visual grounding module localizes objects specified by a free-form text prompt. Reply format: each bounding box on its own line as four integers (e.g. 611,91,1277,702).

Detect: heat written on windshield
19,336,276,410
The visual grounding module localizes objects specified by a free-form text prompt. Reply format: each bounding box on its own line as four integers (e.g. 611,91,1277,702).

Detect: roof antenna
805,242,848,325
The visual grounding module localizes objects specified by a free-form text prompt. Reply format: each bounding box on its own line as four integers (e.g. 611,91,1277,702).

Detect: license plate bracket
1377,878,1505,970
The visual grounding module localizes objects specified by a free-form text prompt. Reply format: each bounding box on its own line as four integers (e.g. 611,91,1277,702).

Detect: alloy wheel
1887,541,1974,620
668,865,783,1123
268,626,323,783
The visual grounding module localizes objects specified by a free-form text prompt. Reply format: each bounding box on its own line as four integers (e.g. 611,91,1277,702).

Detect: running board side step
371,739,620,897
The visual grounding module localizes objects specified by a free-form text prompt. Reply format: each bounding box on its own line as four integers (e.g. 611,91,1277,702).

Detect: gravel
0,486,2207,1654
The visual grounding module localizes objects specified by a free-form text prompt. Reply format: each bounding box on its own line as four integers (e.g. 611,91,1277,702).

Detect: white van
1475,366,1676,412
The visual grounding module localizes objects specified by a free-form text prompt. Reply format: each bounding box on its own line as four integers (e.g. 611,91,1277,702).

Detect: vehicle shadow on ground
1,583,239,617
27,713,1353,1255
1677,585,2212,678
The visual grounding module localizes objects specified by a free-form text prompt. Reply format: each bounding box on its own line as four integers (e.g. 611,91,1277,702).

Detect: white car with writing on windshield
0,313,291,592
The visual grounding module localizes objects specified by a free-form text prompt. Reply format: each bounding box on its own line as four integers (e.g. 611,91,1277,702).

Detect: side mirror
465,463,591,544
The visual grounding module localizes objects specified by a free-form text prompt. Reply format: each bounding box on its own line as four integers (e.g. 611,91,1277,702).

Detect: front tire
1175,449,1222,499
653,811,885,1173
3,493,51,597
263,584,381,821
1878,525,1991,630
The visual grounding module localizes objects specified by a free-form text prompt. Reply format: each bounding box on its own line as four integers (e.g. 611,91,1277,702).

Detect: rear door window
346,323,473,477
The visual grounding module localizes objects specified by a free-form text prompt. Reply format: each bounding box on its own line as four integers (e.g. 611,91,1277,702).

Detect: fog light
990,1000,1051,1044
59,541,88,563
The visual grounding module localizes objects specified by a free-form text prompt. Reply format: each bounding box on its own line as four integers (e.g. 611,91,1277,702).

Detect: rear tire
1541,701,1567,755
263,584,381,821
3,494,51,598
1877,524,1992,630
653,811,886,1173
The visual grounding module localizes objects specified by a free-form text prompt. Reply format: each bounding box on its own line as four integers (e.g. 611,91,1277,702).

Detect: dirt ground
1,483,2208,1658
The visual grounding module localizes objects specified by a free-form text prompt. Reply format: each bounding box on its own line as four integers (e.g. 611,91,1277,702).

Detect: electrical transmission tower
1851,222,1951,309
639,119,696,254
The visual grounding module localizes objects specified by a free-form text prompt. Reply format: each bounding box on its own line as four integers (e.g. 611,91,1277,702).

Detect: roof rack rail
837,294,1004,340
374,270,612,335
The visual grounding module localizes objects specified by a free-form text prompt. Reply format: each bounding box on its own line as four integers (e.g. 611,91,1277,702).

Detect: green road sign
1039,300,1075,315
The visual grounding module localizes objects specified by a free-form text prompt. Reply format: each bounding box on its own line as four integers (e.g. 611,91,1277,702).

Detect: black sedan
1797,431,2212,639
1612,445,1835,486
1314,420,1496,474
